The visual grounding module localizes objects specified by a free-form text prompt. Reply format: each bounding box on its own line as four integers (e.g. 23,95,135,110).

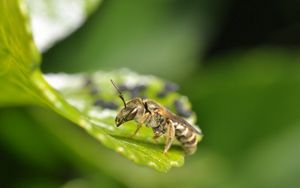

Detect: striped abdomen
173,121,198,155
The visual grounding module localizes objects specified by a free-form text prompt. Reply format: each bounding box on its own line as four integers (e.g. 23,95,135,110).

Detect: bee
111,80,202,155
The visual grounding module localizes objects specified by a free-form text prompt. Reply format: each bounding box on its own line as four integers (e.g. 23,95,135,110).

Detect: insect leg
163,120,175,154
153,132,163,140
129,123,142,138
129,112,151,138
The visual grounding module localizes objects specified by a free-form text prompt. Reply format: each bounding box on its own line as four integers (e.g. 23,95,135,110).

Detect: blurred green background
1,0,300,187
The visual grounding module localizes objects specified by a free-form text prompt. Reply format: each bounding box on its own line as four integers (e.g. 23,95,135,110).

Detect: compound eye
125,108,138,121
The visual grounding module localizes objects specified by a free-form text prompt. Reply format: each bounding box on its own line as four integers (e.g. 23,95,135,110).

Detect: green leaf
26,0,103,51
0,0,202,172
0,0,41,106
43,69,201,172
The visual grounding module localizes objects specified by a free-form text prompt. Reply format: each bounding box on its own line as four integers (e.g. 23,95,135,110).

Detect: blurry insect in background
111,80,203,155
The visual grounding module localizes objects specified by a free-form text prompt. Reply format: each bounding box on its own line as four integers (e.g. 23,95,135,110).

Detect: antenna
110,79,127,108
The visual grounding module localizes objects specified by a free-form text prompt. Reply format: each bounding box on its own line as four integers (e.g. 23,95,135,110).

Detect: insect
111,80,202,155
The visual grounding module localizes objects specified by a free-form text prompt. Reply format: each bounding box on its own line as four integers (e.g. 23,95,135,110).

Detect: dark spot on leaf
157,91,167,98
165,82,179,92
118,83,146,98
83,77,100,96
94,99,118,110
174,99,192,118
89,86,99,96
157,82,179,98
118,84,129,92
83,77,93,87
130,84,146,98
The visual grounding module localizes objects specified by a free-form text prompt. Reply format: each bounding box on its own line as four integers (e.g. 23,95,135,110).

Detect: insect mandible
111,80,202,155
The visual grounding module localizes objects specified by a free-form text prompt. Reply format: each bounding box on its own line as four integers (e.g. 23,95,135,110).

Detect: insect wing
157,108,202,135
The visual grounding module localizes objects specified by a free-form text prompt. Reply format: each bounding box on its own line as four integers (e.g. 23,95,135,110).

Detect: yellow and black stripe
173,121,199,155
